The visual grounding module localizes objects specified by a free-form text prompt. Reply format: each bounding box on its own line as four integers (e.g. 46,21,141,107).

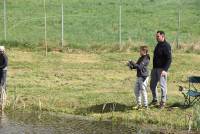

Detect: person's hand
129,60,134,65
126,60,135,69
161,70,167,77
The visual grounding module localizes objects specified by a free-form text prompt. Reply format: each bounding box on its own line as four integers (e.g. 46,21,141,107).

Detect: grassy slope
0,0,200,48
6,49,200,130
0,0,199,130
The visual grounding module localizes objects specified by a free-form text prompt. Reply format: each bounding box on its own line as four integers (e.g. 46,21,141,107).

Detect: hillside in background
0,0,199,49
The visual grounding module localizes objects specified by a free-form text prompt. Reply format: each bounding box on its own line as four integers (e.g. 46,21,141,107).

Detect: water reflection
0,111,138,134
0,111,194,134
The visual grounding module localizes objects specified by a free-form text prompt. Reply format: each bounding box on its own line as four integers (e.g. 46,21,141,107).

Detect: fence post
176,7,181,49
3,0,7,41
61,0,64,48
119,1,122,46
44,0,47,56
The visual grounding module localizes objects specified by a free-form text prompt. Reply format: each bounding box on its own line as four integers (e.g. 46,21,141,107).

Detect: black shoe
149,100,158,106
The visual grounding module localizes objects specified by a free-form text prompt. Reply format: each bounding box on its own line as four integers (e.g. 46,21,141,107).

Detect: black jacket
0,52,8,70
131,54,150,77
153,40,172,71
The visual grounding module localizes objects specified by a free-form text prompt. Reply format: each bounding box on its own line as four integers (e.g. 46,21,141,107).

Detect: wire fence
0,0,200,50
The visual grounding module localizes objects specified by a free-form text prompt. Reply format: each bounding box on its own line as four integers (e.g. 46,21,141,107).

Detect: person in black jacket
127,46,150,109
150,31,172,108
0,46,8,91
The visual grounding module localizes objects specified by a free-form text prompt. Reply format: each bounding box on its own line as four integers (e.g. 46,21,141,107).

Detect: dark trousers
0,70,7,91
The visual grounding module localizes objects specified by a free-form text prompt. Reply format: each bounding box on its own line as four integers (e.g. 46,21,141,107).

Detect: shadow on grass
167,102,190,110
75,102,192,115
75,102,133,115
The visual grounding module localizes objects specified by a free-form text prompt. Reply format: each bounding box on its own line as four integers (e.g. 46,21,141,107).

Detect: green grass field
5,48,200,130
0,0,200,49
0,0,200,131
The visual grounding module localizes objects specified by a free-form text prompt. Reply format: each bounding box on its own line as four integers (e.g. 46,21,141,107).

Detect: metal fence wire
0,0,200,49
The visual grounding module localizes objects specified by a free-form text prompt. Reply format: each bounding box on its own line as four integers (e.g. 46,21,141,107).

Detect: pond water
0,111,193,134
0,111,137,134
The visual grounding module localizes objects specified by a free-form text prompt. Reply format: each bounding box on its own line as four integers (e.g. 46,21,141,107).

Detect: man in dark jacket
0,46,8,91
150,31,172,108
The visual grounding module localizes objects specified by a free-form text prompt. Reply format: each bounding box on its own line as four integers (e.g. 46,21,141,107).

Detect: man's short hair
157,30,165,35
140,45,148,54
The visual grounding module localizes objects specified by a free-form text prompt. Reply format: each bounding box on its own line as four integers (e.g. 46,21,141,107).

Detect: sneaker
133,105,142,110
143,106,149,110
159,102,166,109
149,100,158,106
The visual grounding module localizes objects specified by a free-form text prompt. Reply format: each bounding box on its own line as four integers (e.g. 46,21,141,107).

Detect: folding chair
179,76,200,106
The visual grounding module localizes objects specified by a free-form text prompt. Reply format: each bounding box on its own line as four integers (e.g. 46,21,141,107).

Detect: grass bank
5,48,200,131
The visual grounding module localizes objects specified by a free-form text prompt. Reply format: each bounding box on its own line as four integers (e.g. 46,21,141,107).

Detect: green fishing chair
179,76,200,106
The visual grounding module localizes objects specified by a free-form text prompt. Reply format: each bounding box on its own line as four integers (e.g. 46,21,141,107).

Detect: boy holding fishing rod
127,46,150,109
